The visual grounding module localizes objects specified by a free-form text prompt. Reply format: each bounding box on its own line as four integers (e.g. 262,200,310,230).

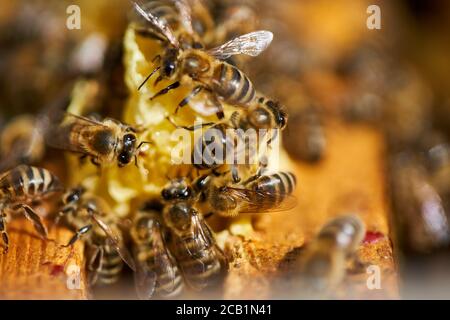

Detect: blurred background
0,0,449,299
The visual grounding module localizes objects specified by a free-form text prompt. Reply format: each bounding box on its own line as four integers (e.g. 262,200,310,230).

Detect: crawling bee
56,187,136,285
195,171,297,217
44,112,149,167
283,105,326,163
131,203,184,299
0,165,62,253
293,215,365,296
168,98,287,182
162,171,297,218
162,199,228,291
389,154,450,252
0,115,46,172
131,1,273,118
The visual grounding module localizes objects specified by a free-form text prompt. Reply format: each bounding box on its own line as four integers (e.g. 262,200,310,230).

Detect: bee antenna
137,141,152,150
138,66,161,91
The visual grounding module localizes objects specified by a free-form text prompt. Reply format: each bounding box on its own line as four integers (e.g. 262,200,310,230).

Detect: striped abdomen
0,165,61,200
135,241,184,298
172,221,227,291
248,172,297,205
96,245,124,285
192,123,230,170
212,63,256,107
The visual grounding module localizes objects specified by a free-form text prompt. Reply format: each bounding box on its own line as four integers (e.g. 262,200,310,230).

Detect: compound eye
164,62,176,76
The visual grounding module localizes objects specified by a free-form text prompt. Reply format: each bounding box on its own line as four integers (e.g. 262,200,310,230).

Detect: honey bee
162,200,228,291
131,203,184,299
45,112,149,167
0,165,62,253
168,96,287,182
131,1,273,118
199,171,297,217
294,215,365,296
162,171,297,218
56,187,136,285
0,115,46,172
283,105,326,163
389,154,450,252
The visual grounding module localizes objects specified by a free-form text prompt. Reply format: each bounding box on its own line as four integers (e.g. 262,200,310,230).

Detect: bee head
118,131,137,167
165,202,196,231
162,48,179,77
161,179,193,201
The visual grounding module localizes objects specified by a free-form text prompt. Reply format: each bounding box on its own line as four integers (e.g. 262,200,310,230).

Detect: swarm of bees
0,0,304,299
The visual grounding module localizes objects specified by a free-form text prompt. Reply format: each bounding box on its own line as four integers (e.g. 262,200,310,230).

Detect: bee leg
79,154,88,165
266,129,279,149
204,212,214,219
86,245,103,286
166,116,215,131
0,212,9,253
175,85,204,114
65,224,93,247
150,81,181,101
90,157,101,167
231,165,241,184
208,93,225,120
15,204,48,239
154,75,164,87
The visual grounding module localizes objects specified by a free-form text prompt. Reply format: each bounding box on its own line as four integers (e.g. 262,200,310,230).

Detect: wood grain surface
0,219,87,299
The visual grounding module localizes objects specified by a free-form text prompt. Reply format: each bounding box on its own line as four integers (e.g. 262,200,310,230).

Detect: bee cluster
0,0,300,299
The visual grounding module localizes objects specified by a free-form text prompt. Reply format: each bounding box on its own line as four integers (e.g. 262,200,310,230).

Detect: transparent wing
174,0,194,35
134,258,157,300
92,214,136,271
131,1,179,47
208,31,273,60
220,186,297,214
150,222,178,295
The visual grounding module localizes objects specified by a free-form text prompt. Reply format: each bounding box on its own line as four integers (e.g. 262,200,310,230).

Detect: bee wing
208,31,273,60
92,214,137,271
131,1,179,47
220,186,298,214
150,222,179,295
174,0,194,35
44,112,106,155
134,259,157,300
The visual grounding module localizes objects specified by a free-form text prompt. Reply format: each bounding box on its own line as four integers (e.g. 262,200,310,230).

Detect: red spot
363,231,385,244
43,262,65,277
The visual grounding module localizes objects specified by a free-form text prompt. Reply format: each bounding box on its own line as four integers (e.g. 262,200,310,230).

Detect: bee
44,112,149,167
0,115,46,172
56,187,136,285
389,154,450,252
199,171,297,217
0,165,62,253
131,1,273,118
168,97,287,182
294,215,365,296
283,104,326,163
162,171,297,218
131,203,184,299
162,200,228,291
